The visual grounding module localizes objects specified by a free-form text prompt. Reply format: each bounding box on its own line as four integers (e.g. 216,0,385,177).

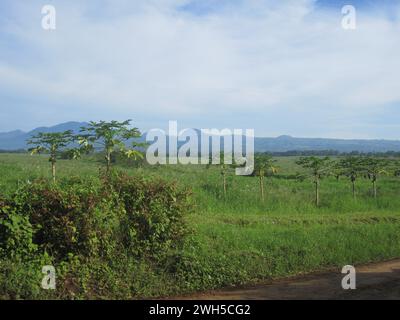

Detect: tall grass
1,153,400,298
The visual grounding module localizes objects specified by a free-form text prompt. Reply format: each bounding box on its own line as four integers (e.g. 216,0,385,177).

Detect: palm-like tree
206,152,234,198
337,156,363,199
361,157,390,198
254,155,278,202
77,120,145,174
27,131,74,182
296,156,333,207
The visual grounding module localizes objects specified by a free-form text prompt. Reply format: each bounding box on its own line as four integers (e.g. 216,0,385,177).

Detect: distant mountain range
0,122,87,150
254,135,400,153
1,122,400,153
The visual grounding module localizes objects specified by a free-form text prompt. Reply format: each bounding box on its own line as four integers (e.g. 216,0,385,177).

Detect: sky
0,0,399,139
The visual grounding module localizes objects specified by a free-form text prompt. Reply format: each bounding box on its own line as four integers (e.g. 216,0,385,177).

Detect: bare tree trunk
352,180,356,199
373,180,377,198
315,178,319,207
51,161,56,183
260,175,265,202
106,151,111,174
223,172,227,198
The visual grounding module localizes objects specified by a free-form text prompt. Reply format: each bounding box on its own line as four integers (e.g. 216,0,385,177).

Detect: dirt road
175,259,400,300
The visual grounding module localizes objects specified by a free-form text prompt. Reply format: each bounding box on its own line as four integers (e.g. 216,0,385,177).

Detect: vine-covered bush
0,197,37,259
0,172,191,263
107,172,192,260
5,179,121,260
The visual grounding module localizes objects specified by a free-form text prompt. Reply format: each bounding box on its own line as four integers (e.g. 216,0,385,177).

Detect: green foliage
0,197,37,259
27,131,75,182
336,156,364,198
337,156,363,180
107,171,192,261
206,152,238,198
361,157,390,180
361,157,391,198
0,173,191,263
0,170,192,299
296,156,333,206
296,156,333,178
1,154,400,299
254,155,279,201
0,255,53,299
254,154,279,177
77,120,145,172
9,178,122,260
27,131,74,156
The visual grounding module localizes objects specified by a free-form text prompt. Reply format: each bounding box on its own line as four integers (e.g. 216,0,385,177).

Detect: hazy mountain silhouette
1,122,400,153
0,122,87,150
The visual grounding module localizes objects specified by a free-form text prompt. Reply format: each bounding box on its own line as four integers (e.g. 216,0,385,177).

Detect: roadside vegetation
0,121,400,299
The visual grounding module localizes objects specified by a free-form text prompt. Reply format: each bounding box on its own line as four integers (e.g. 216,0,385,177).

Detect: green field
1,153,400,299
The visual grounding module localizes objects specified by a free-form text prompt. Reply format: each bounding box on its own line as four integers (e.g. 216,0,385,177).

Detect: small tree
337,156,363,199
220,161,228,198
361,157,390,198
296,156,332,207
254,154,278,202
77,120,144,174
206,152,235,198
27,131,74,182
331,163,343,181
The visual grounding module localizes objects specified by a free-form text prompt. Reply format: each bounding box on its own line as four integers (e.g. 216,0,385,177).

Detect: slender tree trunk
373,180,377,199
260,175,265,202
352,180,356,199
222,172,227,198
106,151,111,174
51,161,56,183
315,177,319,207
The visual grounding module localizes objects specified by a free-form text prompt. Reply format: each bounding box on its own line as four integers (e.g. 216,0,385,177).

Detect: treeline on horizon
2,148,400,157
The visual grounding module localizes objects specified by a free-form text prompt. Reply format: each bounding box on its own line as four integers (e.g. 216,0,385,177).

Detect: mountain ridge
0,122,87,150
1,122,400,153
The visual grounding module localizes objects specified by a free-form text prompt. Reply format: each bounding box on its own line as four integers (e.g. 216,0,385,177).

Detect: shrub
0,172,191,298
0,197,37,259
7,178,122,260
107,171,192,261
0,172,191,263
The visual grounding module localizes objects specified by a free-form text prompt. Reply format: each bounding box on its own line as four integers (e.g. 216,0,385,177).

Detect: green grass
1,153,400,298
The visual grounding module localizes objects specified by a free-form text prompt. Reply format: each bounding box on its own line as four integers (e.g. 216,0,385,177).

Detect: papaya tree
331,162,344,181
254,154,278,202
361,157,390,198
206,152,235,198
220,161,228,198
337,156,363,199
296,156,333,207
77,120,144,174
27,130,74,182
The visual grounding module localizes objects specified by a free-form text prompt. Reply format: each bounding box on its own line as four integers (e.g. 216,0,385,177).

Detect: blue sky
0,0,400,139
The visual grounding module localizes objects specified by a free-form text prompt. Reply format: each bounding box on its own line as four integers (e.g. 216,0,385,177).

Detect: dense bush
0,197,37,259
0,173,191,262
0,171,192,298
107,171,192,260
5,178,122,260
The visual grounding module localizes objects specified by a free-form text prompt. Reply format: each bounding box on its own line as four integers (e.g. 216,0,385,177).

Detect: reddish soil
173,259,400,300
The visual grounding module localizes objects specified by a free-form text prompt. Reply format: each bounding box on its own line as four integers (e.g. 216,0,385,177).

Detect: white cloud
0,0,399,137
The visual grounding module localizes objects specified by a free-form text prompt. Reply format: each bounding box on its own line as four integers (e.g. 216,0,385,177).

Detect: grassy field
1,153,400,298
